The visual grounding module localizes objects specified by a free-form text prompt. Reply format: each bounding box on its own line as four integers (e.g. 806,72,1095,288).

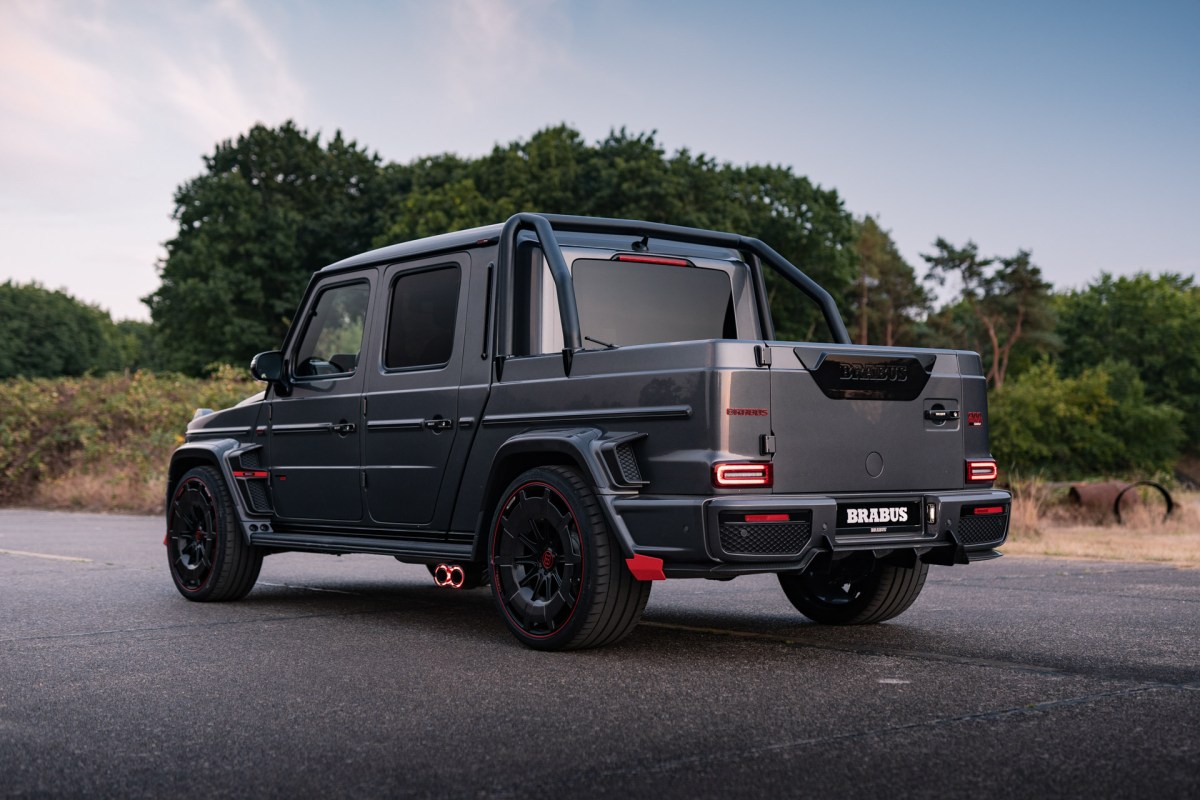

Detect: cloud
154,0,306,146
0,0,305,177
0,0,308,319
0,2,134,166
423,0,572,113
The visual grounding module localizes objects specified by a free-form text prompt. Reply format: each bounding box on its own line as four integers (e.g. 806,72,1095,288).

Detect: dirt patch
1002,484,1200,567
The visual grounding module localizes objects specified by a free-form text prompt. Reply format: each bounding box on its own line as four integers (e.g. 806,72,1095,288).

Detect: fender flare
167,439,264,544
475,427,645,561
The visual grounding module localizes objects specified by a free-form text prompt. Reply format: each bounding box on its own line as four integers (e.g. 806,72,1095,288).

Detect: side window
293,282,370,379
385,266,461,370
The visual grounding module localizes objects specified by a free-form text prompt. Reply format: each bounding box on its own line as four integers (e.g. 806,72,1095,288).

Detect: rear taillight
969,506,1005,515
966,459,998,483
713,462,773,487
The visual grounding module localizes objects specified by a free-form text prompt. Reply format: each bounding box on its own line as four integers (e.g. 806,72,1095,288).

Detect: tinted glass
293,282,369,378
572,259,734,347
386,266,461,369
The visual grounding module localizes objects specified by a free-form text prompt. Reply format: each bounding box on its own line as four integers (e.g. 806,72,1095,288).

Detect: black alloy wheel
168,476,220,593
778,553,928,625
489,466,650,650
167,466,262,601
492,479,585,637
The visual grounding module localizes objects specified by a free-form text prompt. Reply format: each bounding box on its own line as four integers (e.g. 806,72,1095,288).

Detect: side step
251,531,474,561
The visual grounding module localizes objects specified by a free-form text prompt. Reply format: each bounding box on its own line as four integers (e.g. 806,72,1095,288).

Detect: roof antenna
632,235,649,252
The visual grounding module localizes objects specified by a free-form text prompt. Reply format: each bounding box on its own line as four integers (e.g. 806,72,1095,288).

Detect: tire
778,554,928,625
488,466,651,650
167,466,263,601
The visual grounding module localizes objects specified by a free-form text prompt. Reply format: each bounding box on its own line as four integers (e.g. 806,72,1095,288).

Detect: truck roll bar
497,213,852,371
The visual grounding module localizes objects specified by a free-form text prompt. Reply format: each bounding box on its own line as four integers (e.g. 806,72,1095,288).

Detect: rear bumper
606,488,1011,578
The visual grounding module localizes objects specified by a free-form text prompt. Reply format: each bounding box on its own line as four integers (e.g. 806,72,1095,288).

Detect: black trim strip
481,405,691,426
190,426,252,436
251,532,473,560
272,423,333,434
366,419,424,431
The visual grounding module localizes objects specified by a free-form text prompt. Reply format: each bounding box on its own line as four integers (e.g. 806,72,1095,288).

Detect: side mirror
250,350,285,383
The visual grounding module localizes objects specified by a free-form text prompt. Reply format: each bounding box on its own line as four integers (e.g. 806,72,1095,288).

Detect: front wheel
488,466,650,650
778,554,928,625
167,466,262,601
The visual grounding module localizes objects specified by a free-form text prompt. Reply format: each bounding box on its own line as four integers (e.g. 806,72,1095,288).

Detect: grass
1001,482,1200,567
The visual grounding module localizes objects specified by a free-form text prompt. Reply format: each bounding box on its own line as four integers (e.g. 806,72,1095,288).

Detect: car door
268,273,372,522
362,255,469,528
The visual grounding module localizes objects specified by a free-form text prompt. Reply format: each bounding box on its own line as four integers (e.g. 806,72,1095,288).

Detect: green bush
990,361,1184,480
0,368,256,509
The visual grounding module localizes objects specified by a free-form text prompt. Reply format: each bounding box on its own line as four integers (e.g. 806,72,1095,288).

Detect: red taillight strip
713,463,773,487
232,470,270,479
972,506,1005,515
965,460,998,482
615,254,692,267
745,513,789,522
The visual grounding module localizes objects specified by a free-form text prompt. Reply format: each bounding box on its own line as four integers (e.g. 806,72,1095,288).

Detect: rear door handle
423,418,453,432
332,422,357,435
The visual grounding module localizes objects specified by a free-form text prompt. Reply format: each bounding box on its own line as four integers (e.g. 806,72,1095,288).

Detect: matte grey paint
170,213,1010,572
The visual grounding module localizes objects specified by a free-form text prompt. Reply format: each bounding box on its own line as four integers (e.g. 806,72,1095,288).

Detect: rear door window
385,266,462,370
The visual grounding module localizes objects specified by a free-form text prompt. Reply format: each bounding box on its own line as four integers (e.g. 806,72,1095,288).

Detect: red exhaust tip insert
713,462,773,487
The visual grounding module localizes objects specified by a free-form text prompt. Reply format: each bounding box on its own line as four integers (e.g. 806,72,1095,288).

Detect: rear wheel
488,466,650,650
167,466,262,601
778,554,928,625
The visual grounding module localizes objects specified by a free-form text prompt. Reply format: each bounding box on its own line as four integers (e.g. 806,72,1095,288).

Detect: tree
849,216,930,346
145,121,389,374
989,361,1183,479
149,122,860,369
375,125,858,343
0,281,123,378
1057,272,1200,449
922,239,1055,388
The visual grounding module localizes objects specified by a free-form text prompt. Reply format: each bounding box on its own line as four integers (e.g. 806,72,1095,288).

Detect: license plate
837,500,923,534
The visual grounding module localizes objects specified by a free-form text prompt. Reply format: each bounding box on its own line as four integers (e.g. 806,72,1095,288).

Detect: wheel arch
470,428,637,563
167,440,253,542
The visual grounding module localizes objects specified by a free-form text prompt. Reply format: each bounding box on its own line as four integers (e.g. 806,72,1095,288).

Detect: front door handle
332,421,357,435
423,418,453,432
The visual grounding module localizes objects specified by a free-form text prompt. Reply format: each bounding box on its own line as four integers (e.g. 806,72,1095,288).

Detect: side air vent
601,438,648,489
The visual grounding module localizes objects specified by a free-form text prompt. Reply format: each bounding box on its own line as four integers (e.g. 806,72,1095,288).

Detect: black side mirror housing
250,351,290,394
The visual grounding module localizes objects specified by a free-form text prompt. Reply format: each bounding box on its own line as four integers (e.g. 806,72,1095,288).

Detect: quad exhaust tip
433,563,466,589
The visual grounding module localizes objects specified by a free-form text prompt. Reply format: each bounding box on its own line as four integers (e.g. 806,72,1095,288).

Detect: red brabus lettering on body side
726,408,768,416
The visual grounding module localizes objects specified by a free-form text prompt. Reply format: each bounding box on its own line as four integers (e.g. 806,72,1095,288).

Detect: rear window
571,258,735,348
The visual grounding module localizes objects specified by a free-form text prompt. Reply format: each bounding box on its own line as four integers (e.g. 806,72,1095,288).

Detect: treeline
5,121,1198,480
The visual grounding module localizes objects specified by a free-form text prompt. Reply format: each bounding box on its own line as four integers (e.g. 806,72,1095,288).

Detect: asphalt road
1,509,1197,799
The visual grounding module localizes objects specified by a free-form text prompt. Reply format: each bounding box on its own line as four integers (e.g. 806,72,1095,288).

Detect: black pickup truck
166,213,1010,650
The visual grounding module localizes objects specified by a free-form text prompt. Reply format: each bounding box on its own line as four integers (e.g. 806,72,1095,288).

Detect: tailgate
770,345,966,494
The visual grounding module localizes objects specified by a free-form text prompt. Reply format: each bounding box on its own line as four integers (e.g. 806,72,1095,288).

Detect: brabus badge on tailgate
798,351,937,401
838,362,908,382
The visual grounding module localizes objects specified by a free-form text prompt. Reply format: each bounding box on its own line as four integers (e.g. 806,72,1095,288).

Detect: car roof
320,215,747,276
321,223,506,273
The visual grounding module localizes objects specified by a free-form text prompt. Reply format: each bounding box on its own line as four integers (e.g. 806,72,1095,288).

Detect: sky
1,0,1197,321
